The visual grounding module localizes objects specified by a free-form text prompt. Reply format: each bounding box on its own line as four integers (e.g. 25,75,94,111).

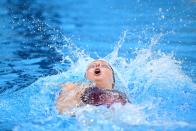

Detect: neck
94,80,112,90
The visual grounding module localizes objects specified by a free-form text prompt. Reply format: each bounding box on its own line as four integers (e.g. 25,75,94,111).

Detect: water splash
105,30,128,63
104,30,129,91
1,30,196,130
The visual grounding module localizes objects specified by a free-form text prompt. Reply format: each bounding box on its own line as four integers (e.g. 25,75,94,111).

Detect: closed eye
101,65,112,70
87,65,96,70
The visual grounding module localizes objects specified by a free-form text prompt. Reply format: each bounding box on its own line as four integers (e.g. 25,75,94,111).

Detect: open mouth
94,68,101,75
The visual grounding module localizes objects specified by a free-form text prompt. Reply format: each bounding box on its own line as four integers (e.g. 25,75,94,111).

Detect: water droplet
159,8,162,12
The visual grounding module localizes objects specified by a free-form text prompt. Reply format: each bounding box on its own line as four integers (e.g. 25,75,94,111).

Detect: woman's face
85,60,114,87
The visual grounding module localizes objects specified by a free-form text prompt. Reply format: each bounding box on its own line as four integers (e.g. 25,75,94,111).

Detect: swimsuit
80,86,128,107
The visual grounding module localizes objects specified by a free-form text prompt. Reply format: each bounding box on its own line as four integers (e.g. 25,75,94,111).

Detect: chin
94,75,103,80
92,77,103,83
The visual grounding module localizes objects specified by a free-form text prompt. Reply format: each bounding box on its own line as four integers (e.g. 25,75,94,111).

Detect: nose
95,63,101,68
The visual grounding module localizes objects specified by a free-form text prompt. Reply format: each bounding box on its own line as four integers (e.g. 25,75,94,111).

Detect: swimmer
56,60,129,114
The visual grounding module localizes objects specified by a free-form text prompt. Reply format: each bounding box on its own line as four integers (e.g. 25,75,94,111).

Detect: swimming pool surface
0,0,196,130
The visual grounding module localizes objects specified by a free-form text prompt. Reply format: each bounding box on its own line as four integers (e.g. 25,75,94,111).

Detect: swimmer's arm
56,83,88,114
56,83,77,114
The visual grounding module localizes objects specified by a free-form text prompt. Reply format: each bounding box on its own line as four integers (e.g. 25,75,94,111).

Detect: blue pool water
0,0,196,130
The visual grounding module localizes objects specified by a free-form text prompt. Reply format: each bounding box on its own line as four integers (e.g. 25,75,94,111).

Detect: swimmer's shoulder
60,83,75,91
111,89,131,103
59,82,90,92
